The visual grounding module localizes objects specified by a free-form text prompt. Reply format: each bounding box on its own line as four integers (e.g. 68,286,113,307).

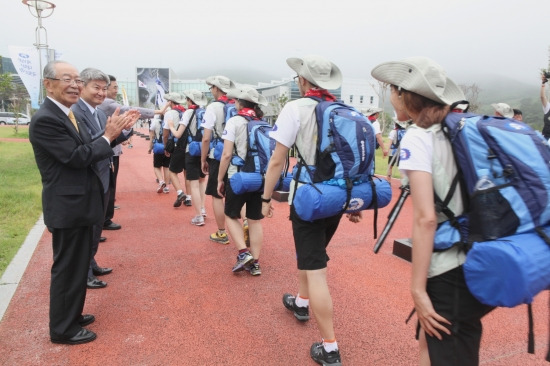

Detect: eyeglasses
46,77,84,86
208,86,214,91
293,75,299,84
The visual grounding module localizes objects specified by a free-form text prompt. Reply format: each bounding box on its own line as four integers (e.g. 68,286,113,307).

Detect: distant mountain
173,67,282,85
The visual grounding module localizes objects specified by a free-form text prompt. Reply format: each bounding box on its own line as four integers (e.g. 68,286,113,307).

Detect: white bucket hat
183,89,208,107
205,75,235,93
287,55,343,90
491,102,514,118
362,107,383,117
164,92,186,104
371,57,464,105
227,86,268,106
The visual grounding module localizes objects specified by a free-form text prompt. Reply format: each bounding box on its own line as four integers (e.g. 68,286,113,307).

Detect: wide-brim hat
164,92,186,104
287,55,343,90
491,102,514,118
183,89,208,106
371,56,464,105
227,86,268,106
362,107,383,117
205,75,235,93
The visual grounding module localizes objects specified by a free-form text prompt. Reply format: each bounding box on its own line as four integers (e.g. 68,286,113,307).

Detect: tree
369,81,390,134
269,93,289,124
10,83,30,133
0,73,14,111
459,83,482,112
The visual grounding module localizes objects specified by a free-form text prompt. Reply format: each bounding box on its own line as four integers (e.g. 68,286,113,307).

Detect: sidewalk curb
0,214,45,322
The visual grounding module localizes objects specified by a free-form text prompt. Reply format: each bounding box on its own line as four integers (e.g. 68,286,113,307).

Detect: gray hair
43,60,70,79
80,67,110,85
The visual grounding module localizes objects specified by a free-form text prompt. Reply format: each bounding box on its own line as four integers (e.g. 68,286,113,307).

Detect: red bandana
238,108,258,119
368,115,377,122
304,88,337,102
173,105,186,113
218,95,235,104
187,104,198,110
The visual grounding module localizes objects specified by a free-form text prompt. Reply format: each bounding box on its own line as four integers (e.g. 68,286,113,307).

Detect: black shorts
184,153,205,181
205,159,222,199
153,153,170,168
169,146,186,173
223,177,263,220
388,155,400,167
289,205,342,270
424,266,494,366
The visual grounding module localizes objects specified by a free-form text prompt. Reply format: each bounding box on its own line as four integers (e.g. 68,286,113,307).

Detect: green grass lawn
0,126,42,276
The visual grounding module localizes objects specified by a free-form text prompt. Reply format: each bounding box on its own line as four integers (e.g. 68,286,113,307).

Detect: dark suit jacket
72,99,111,194
29,97,114,229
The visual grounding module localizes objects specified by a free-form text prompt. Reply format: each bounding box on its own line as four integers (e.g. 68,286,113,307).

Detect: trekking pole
373,184,410,253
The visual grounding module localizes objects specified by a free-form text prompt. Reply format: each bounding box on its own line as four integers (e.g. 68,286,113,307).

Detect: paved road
0,129,548,365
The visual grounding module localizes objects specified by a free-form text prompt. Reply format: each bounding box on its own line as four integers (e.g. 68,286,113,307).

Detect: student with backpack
371,57,492,366
261,55,365,366
201,76,236,245
148,115,171,193
386,118,409,181
217,86,268,276
162,92,189,204
166,90,208,225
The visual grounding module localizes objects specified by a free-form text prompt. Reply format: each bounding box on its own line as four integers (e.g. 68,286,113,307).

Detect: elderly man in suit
29,60,135,345
71,68,138,289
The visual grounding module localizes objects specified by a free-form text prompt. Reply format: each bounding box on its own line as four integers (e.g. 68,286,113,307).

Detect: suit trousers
89,187,110,277
105,156,119,223
50,226,93,338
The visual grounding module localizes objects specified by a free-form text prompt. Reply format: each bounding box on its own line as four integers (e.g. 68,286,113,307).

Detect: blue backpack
211,100,237,160
187,108,205,157
292,97,392,227
433,110,550,359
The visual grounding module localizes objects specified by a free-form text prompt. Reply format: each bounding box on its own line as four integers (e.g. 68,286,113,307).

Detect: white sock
177,190,183,195
295,294,309,308
323,339,338,353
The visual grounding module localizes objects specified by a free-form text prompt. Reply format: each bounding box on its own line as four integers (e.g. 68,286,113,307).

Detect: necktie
68,110,79,132
93,110,101,130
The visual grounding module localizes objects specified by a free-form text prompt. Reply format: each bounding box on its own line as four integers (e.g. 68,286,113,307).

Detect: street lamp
22,0,56,104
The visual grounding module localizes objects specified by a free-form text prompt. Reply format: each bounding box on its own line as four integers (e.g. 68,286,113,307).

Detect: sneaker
243,220,250,248
232,251,254,272
201,207,207,217
184,196,192,207
310,342,342,366
163,187,170,194
249,262,261,276
173,192,185,207
282,293,310,321
157,182,166,193
210,231,229,245
191,215,205,226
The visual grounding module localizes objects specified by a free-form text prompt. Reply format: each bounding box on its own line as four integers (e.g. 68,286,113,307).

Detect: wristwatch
261,196,271,203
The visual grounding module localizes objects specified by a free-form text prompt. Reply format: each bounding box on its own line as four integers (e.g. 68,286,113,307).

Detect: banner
8,46,47,109
136,68,169,109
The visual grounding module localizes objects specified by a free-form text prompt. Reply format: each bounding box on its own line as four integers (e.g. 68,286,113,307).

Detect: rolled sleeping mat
463,227,550,307
293,178,392,222
229,173,294,195
229,173,264,194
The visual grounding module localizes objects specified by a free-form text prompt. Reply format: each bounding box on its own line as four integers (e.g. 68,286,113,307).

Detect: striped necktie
68,110,79,132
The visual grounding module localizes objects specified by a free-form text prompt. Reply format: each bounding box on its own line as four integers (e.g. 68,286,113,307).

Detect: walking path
0,128,548,365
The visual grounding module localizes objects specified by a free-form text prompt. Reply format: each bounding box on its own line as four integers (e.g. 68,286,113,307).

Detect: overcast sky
1,0,547,87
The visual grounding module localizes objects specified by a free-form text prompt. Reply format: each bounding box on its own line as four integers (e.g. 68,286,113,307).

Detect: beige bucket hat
205,75,235,93
287,55,343,90
227,86,268,106
183,89,208,107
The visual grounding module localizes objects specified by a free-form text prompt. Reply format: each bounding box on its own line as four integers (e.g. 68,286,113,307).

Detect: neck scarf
304,88,337,102
173,104,186,114
218,95,233,103
187,104,198,110
238,108,258,119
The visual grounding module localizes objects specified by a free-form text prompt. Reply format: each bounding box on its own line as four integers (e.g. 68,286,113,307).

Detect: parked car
0,112,31,125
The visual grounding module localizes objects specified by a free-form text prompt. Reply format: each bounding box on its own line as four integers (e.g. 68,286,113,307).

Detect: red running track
0,128,548,365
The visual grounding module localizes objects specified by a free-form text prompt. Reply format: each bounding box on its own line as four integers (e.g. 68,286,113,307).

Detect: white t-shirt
222,115,248,178
371,120,381,135
399,124,466,278
203,101,226,159
388,129,397,155
150,118,162,140
163,109,181,132
543,102,550,114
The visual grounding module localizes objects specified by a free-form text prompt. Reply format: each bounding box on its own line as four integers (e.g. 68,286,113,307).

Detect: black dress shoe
51,328,97,345
78,314,95,327
99,237,107,242
103,221,121,230
92,267,113,276
87,276,107,289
